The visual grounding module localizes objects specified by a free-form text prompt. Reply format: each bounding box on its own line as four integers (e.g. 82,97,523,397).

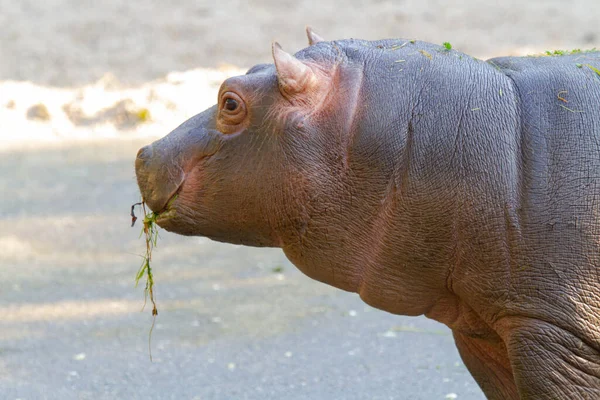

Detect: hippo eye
220,92,244,115
224,98,238,111
218,91,247,133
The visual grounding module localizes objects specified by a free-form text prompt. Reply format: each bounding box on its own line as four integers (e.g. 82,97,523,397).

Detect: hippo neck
283,52,522,319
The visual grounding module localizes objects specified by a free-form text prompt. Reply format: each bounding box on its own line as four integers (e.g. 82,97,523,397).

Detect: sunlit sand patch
0,236,35,262
0,66,246,152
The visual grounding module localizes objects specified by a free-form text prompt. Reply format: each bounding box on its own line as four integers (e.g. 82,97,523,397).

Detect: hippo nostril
135,142,184,213
136,145,154,160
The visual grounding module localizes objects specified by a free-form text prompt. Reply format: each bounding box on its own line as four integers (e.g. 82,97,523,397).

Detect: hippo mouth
153,183,184,223
136,137,219,230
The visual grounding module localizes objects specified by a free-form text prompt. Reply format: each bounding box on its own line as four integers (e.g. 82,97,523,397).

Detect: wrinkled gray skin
136,31,600,399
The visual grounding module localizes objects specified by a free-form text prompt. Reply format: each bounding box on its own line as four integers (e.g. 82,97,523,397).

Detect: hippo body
136,32,600,399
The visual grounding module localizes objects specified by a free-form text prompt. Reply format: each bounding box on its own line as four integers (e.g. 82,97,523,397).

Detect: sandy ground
1,1,599,399
0,67,244,150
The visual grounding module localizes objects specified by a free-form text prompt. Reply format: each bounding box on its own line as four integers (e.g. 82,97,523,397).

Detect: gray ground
0,142,482,399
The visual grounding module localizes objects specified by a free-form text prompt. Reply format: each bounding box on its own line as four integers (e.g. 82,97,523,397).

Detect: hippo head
135,28,359,269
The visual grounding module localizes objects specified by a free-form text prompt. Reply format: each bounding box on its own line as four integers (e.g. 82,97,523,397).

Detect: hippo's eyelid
220,92,244,114
217,91,248,134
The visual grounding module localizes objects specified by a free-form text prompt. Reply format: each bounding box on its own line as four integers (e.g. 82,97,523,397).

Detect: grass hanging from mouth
132,201,159,361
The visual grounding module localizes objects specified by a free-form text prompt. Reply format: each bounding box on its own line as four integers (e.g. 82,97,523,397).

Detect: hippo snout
136,144,154,161
135,143,184,213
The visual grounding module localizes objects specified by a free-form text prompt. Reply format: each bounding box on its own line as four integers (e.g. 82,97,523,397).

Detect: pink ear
272,42,316,94
306,26,325,45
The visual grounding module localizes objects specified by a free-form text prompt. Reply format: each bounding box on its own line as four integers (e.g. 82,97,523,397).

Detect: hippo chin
135,27,600,399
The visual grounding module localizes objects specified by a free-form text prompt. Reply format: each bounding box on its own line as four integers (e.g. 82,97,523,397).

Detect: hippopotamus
135,28,600,399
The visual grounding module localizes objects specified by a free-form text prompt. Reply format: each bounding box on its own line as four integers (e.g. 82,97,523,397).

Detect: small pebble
284,351,292,358
445,394,458,399
381,330,397,338
27,103,51,121
73,353,86,361
227,362,236,371
212,283,221,291
348,310,357,317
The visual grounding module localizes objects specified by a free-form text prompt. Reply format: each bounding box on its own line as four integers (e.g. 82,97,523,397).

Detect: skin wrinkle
499,316,600,398
336,61,367,295
507,69,527,309
498,313,600,355
183,145,221,179
341,65,365,172
355,147,397,296
553,341,600,381
499,68,528,253
454,331,517,399
449,59,474,168
445,60,475,297
502,203,517,308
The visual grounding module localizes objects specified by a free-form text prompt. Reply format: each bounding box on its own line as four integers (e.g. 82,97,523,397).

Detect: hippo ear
306,26,324,45
272,42,316,94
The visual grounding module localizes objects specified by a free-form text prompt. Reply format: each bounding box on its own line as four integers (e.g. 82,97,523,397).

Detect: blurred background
0,1,598,399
